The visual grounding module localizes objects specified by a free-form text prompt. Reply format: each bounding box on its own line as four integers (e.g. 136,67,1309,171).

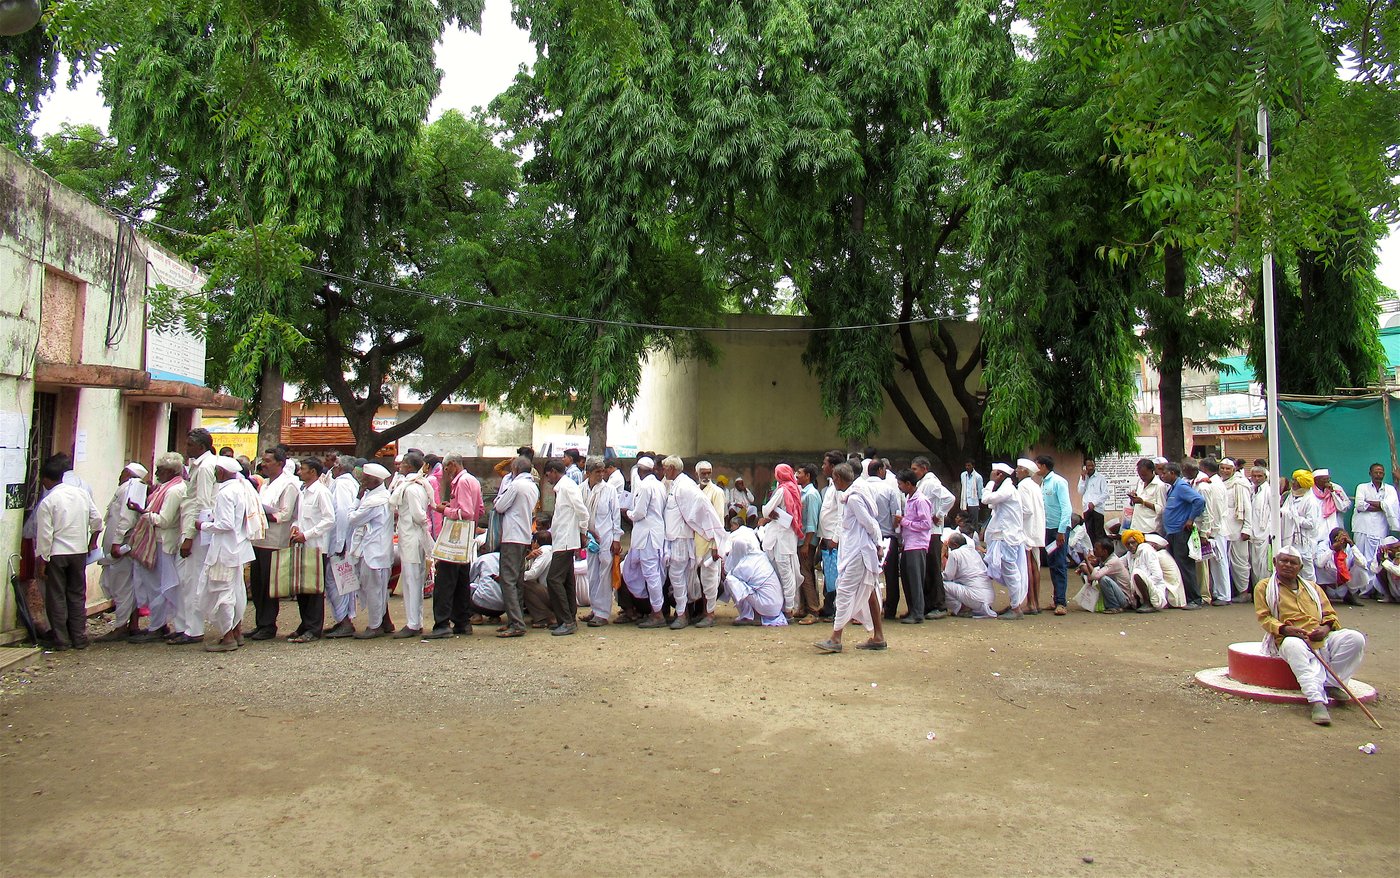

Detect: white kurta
1281,491,1323,577
833,482,882,632
942,543,994,617
202,479,255,635
723,528,785,624
1018,478,1046,548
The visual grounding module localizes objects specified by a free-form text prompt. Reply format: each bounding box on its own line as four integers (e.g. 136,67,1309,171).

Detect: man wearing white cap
1243,464,1278,585
627,456,669,628
659,456,725,630
94,462,149,641
1015,459,1046,614
167,428,220,646
198,455,258,651
694,461,729,626
1352,463,1400,598
983,463,1028,619
1214,459,1252,601
390,451,433,639
347,462,395,638
1255,545,1367,726
1311,469,1352,536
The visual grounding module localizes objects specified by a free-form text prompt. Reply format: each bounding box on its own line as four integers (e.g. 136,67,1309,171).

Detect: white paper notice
773,505,793,530
127,481,148,508
0,447,24,483
74,431,88,463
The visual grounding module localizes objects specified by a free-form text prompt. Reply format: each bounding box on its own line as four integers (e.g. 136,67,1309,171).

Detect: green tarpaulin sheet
1278,395,1395,492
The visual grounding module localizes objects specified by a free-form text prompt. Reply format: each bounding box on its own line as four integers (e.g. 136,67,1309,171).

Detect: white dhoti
143,552,180,631
1227,538,1252,596
175,543,207,637
985,540,1027,607
324,556,358,621
727,575,786,625
101,557,137,622
1131,570,1168,609
359,562,390,627
833,558,880,632
1352,532,1382,596
1249,537,1271,586
666,538,696,609
202,562,244,636
400,561,425,630
587,546,614,619
694,558,721,612
1207,536,1230,603
944,579,996,618
1277,630,1366,703
629,547,665,611
768,548,799,613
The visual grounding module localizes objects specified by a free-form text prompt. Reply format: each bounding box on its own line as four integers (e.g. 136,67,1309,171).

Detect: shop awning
123,379,243,409
35,361,150,390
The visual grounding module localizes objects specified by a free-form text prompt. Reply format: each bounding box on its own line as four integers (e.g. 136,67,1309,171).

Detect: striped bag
270,544,326,597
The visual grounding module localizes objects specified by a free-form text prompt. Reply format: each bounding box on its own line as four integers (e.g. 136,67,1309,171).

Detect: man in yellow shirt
1255,545,1367,726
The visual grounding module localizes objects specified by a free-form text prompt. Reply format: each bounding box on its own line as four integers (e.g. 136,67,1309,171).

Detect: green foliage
1247,219,1390,395
1,1,62,152
966,52,1148,457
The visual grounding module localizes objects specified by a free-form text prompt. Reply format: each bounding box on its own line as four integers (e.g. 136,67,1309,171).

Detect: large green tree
1032,0,1399,458
99,0,487,452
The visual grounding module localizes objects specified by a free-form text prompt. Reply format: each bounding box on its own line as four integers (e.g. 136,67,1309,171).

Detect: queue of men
26,439,1392,723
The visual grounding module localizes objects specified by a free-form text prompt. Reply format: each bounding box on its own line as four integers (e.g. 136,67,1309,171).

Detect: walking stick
1311,643,1383,730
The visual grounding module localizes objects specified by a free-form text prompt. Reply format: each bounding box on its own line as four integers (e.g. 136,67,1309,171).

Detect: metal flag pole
1258,102,1283,543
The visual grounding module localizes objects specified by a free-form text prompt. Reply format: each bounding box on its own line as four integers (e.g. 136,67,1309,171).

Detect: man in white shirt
247,446,300,640
583,456,621,626
1015,459,1046,614
862,459,902,620
1352,462,1400,598
660,456,725,629
627,457,669,628
288,457,336,642
1127,457,1166,537
1312,469,1352,535
1196,458,1230,605
1215,459,1253,601
198,456,258,651
542,459,588,635
390,451,433,638
167,428,220,646
494,455,540,637
694,461,729,627
983,463,1027,619
323,456,362,637
1078,458,1109,543
347,463,395,639
95,462,148,642
912,456,956,620
813,463,886,653
941,532,996,618
128,453,193,643
959,460,984,527
1243,464,1279,586
33,458,103,651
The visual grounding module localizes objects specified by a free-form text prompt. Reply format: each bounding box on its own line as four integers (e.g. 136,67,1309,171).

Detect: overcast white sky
31,0,1400,295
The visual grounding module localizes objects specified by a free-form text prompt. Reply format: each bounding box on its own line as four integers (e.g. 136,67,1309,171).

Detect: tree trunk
256,361,284,456
1159,244,1186,461
587,382,608,457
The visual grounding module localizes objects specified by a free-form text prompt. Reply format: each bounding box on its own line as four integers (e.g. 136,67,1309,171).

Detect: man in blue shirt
1161,461,1206,609
795,463,824,623
1035,455,1073,614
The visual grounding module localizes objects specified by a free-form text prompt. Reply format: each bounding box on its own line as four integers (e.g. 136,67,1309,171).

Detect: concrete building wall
631,315,982,460
1,147,211,640
396,408,482,457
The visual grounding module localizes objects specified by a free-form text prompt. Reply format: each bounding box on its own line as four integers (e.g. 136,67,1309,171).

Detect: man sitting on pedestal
1255,545,1367,727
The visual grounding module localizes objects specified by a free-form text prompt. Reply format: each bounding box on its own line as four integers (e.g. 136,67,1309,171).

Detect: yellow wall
635,315,983,458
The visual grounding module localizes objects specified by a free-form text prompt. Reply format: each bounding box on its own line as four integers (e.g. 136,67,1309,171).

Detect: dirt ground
1,577,1396,878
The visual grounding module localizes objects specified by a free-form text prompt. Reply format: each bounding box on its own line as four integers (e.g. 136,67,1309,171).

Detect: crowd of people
27,433,1395,723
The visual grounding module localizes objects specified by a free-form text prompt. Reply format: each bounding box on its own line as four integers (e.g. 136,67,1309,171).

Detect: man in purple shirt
896,470,939,622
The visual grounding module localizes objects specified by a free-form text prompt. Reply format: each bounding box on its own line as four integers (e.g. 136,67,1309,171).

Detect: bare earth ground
1,576,1397,878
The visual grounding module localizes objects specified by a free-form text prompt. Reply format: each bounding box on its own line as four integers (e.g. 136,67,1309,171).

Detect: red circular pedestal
1227,641,1300,690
